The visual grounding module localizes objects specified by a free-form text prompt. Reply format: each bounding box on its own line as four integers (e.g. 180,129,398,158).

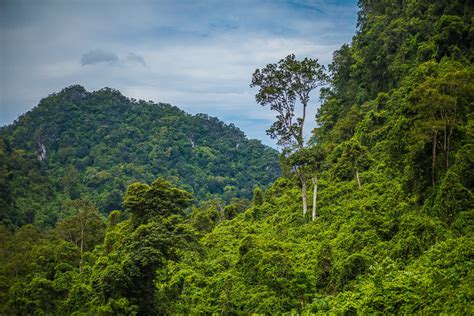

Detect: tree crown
251,54,328,150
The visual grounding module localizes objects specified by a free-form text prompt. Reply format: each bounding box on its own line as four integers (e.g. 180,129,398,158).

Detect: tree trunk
296,100,308,217
219,204,224,223
80,226,84,273
447,126,452,169
312,175,317,221
444,119,448,169
355,169,361,189
301,167,308,216
299,102,307,148
432,132,437,186
444,120,447,153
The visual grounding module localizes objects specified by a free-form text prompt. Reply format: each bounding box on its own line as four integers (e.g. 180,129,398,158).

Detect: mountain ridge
0,85,280,227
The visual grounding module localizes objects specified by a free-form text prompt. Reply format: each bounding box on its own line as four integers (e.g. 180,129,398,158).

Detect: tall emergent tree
251,54,327,216
91,178,195,315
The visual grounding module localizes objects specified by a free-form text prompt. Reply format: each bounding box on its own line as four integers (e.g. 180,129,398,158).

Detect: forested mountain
0,86,280,227
1,0,473,314
154,1,473,313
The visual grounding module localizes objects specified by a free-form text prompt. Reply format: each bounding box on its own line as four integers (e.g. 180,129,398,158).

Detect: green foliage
0,224,83,314
152,0,473,313
123,178,193,226
0,138,56,228
55,199,106,253
0,86,280,227
1,0,473,314
90,179,197,315
251,54,328,149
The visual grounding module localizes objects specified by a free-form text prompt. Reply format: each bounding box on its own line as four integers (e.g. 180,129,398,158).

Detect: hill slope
154,0,473,313
0,0,472,314
0,86,280,227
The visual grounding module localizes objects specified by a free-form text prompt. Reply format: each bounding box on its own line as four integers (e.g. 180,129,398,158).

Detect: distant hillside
0,85,280,227
161,0,473,313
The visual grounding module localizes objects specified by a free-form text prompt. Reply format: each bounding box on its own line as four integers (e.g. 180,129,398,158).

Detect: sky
0,0,358,147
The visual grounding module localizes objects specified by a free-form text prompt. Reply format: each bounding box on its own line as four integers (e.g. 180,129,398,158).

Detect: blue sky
0,0,358,147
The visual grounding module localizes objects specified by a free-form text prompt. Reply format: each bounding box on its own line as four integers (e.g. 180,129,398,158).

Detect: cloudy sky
1,0,358,147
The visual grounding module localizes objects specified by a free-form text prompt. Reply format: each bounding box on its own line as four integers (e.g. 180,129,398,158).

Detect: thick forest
0,87,280,228
1,0,473,314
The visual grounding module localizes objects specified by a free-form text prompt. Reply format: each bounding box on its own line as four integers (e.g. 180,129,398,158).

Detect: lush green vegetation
0,86,279,228
1,0,473,314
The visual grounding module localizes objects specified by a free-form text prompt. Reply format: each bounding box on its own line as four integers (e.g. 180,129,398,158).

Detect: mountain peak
1,86,280,226
57,84,89,100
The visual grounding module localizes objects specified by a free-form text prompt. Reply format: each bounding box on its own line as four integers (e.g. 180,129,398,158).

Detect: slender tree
251,54,327,216
56,199,105,272
289,146,324,221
